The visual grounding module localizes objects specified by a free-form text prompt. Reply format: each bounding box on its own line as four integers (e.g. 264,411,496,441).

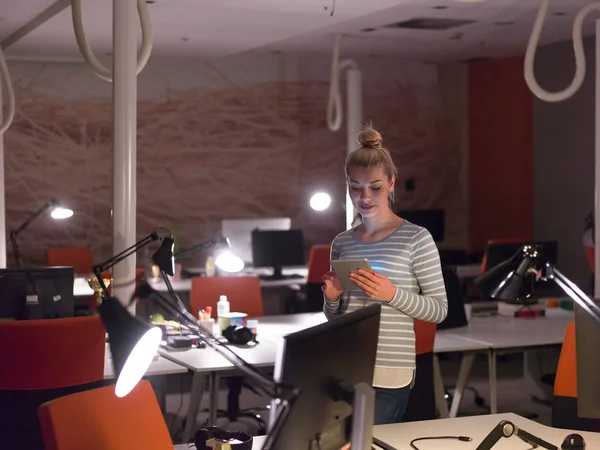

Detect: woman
322,126,448,425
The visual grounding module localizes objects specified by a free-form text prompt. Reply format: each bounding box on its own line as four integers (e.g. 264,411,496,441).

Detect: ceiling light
432,6,448,9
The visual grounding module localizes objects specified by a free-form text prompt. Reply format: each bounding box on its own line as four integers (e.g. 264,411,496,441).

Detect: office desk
174,412,600,449
160,312,490,441
444,307,573,417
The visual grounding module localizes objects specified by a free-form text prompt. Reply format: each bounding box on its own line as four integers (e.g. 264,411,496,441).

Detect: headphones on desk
223,325,256,346
191,426,253,450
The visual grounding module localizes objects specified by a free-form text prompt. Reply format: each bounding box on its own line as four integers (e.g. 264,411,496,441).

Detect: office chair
190,276,268,433
0,317,106,450
38,380,172,450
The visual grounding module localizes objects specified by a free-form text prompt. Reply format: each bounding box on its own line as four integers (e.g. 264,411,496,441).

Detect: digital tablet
330,259,374,291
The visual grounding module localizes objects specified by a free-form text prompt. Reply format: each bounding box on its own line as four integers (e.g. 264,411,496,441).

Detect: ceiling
0,0,598,63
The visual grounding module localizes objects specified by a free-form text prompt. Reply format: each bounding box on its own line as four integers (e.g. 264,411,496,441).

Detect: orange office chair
38,380,172,450
0,316,106,450
190,276,266,432
304,245,331,312
552,322,600,431
190,276,264,318
403,319,438,422
46,247,95,275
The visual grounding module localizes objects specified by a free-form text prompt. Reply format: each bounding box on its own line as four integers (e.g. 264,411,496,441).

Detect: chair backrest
190,276,264,318
307,245,331,283
554,321,577,398
46,247,94,275
437,266,468,330
0,316,105,390
414,319,437,355
38,380,172,450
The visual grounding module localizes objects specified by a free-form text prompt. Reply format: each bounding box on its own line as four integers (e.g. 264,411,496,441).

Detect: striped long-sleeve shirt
323,221,448,389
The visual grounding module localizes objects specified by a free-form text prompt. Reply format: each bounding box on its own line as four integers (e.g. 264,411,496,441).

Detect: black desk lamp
95,268,299,450
92,229,174,398
475,244,600,322
10,198,73,267
175,236,244,273
474,244,600,448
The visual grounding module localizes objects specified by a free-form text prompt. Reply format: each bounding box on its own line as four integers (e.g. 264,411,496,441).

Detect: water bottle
217,295,230,332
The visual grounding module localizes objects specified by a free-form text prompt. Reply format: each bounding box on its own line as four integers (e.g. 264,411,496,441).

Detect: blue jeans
373,385,411,425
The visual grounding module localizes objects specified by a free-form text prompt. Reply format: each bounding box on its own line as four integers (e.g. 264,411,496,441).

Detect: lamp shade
98,296,162,397
475,245,544,301
152,235,175,276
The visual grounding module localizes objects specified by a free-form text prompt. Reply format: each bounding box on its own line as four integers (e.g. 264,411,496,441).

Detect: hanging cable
326,34,359,132
0,45,16,134
524,0,600,102
71,0,153,82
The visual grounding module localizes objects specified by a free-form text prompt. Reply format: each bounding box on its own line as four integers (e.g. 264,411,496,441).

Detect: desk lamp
475,244,600,447
95,272,299,450
92,229,174,398
175,236,244,273
10,198,74,267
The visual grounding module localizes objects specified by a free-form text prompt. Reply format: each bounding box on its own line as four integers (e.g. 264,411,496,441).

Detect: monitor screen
0,267,75,321
251,229,305,280
221,217,291,265
268,304,381,450
397,209,445,242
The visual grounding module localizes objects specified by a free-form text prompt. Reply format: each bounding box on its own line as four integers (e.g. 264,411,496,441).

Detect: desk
174,412,600,449
152,267,308,293
444,307,573,417
160,312,490,441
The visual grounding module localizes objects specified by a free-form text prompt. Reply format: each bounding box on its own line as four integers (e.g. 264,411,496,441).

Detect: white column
0,72,5,268
346,68,362,230
112,0,137,309
595,19,600,299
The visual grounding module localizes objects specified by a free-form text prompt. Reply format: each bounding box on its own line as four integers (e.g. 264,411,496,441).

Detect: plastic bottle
217,295,230,332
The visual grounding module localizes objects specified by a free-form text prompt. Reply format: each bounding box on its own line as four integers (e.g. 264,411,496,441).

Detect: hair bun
358,127,383,149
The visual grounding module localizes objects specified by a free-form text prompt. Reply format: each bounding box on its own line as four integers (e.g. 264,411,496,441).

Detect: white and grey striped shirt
323,221,448,388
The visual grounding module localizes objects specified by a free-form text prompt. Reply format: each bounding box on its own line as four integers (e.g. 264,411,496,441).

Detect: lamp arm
92,232,162,298
145,279,298,450
9,230,21,267
174,237,219,260
551,268,600,323
12,199,55,237
93,232,159,275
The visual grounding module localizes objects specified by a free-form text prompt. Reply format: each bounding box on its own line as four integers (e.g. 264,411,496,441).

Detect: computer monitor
221,217,291,265
268,303,381,450
251,229,305,280
0,267,75,321
397,209,444,242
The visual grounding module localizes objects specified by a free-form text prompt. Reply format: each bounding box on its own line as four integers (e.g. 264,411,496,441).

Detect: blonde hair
345,126,398,204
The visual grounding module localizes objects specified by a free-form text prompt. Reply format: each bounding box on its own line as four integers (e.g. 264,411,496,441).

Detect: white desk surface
174,412,600,449
159,312,491,373
74,277,95,297
104,344,187,379
447,307,573,350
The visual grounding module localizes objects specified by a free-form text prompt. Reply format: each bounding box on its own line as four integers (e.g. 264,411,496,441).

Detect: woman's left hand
349,269,396,302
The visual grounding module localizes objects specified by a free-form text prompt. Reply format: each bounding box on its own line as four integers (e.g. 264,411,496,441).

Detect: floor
159,351,558,445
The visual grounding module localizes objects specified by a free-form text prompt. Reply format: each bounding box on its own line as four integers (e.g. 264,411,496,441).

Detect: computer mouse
561,433,585,449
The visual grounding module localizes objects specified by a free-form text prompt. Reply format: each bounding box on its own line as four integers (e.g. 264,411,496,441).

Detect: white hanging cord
71,0,153,82
0,45,15,134
524,0,600,102
327,34,359,131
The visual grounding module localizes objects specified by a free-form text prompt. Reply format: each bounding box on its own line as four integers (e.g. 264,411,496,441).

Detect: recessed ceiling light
361,27,377,32
553,12,567,16
432,5,448,9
